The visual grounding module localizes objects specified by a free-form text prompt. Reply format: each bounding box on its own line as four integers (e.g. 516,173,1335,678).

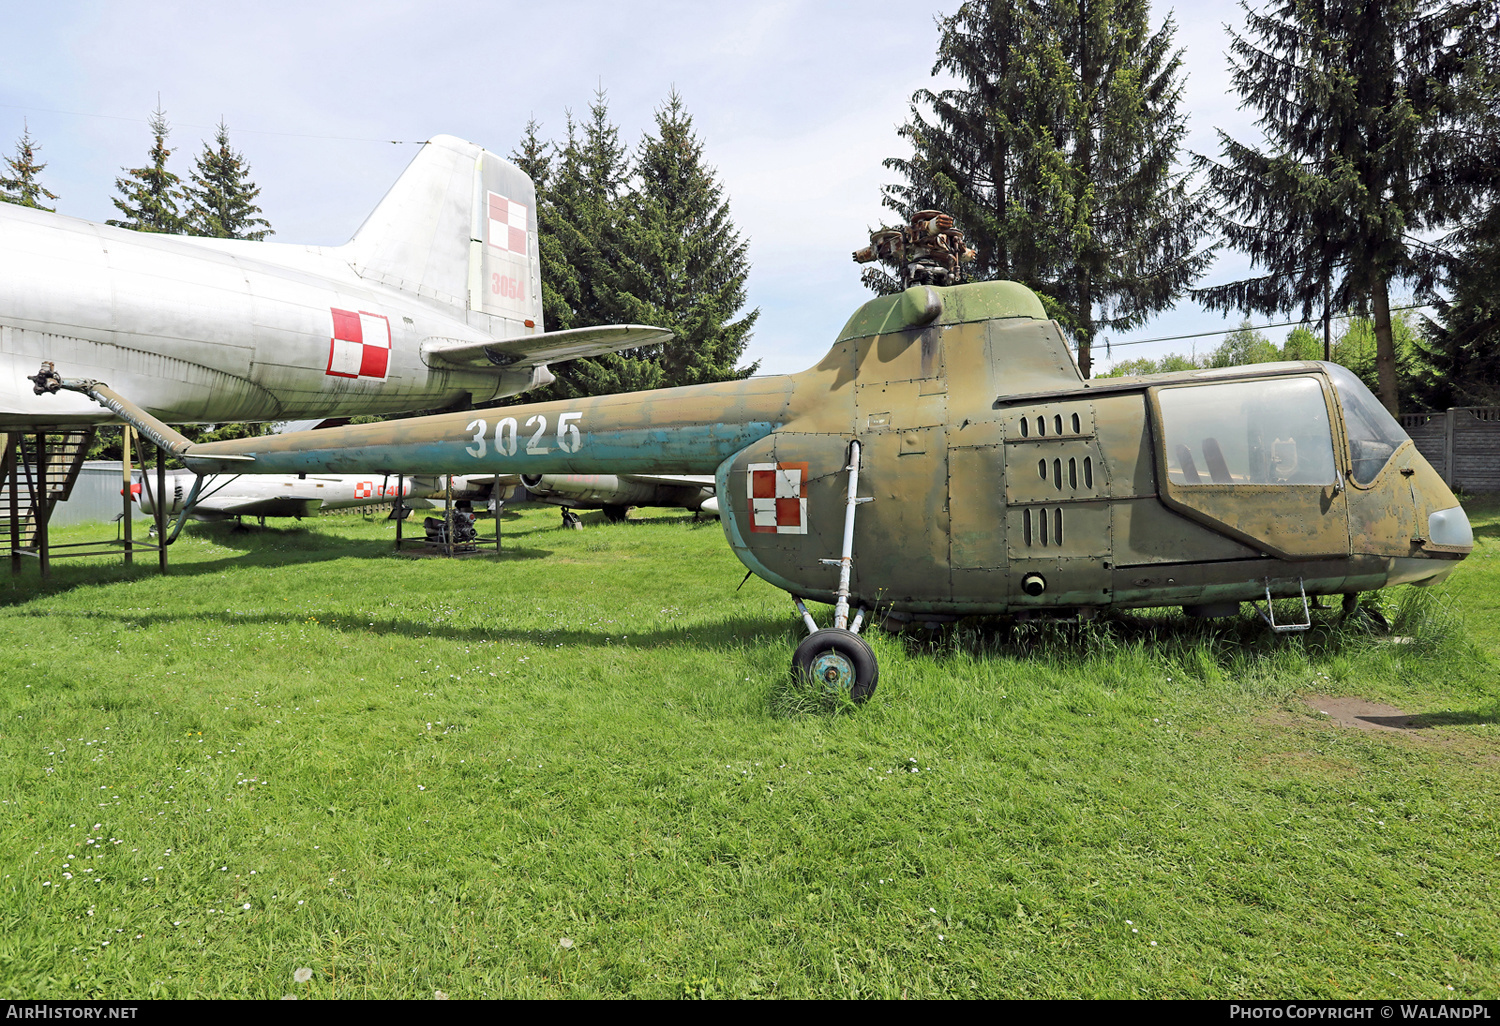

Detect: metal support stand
35,432,51,579
394,474,405,550
121,427,133,567
155,445,167,573
443,475,454,558
5,436,19,576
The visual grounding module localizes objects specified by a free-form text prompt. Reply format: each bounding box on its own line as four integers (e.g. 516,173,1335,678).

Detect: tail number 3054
464,413,582,459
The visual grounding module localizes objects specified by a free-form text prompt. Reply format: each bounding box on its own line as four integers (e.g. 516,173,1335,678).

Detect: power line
1101,303,1434,352
0,103,424,145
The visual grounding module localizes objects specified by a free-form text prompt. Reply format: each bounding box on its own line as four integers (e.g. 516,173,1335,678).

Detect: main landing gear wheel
603,504,629,523
792,629,879,703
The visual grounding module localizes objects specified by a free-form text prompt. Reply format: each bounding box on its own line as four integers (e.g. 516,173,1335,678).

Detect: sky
1,0,1340,377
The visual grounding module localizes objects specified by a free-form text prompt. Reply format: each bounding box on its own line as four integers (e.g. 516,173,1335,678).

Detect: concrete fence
1402,407,1500,494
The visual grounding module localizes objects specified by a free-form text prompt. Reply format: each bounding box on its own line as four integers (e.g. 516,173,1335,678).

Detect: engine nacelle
130,472,192,516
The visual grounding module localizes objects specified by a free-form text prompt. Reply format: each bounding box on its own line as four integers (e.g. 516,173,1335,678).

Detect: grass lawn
0,500,1495,999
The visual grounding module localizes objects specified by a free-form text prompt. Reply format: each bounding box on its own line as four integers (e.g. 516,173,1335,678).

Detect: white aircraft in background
132,468,717,526
133,470,447,522
1,135,669,432
411,472,719,524
511,473,718,521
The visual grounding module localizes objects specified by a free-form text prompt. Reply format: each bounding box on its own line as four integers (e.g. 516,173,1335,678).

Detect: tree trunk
1371,274,1399,415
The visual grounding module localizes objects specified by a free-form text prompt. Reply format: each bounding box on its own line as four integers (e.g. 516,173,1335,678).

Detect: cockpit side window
1322,363,1410,485
1157,377,1337,486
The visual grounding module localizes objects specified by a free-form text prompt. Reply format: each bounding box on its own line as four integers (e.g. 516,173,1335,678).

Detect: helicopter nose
1427,505,1473,550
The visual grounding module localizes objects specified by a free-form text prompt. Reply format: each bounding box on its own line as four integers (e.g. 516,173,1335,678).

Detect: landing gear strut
788,440,878,702
1341,592,1391,632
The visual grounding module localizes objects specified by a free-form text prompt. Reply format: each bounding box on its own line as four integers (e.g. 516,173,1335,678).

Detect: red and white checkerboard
353,481,374,499
327,308,391,380
488,192,528,256
748,461,809,535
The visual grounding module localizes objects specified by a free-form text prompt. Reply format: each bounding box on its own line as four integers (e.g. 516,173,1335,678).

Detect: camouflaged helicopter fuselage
169,279,1471,614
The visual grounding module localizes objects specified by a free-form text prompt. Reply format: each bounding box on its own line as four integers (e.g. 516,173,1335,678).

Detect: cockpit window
1322,363,1410,485
1157,377,1337,486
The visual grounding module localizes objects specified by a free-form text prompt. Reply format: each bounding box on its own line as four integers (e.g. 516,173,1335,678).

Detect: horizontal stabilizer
421,324,673,371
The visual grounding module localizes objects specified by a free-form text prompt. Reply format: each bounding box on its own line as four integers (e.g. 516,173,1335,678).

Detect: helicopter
32,273,1473,702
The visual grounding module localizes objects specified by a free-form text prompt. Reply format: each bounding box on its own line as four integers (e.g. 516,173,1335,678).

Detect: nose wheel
792,628,878,702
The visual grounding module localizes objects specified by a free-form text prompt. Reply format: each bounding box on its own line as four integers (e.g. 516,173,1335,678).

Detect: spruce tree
533,90,656,399
611,91,758,389
1413,5,1500,408
185,121,272,240
0,122,58,211
881,1,1063,289
880,0,1210,377
509,91,759,402
1194,0,1475,414
108,105,186,233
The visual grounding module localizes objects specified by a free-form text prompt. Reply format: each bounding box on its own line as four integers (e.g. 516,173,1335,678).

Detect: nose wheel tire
792,628,879,703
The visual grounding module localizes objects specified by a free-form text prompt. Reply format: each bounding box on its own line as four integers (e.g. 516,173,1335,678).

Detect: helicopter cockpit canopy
1323,362,1412,485
1159,375,1338,487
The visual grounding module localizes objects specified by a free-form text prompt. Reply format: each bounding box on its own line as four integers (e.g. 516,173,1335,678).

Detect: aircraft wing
421,325,673,371
623,474,716,487
203,496,323,519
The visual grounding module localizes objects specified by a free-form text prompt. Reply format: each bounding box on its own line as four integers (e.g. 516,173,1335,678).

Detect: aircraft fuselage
0,202,543,431
54,280,1472,618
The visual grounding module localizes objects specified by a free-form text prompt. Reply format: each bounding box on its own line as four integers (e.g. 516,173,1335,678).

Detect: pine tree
533,90,657,399
185,121,272,240
881,2,1064,290
0,122,59,211
108,105,186,233
1415,205,1500,406
1194,0,1475,414
610,91,758,389
1413,6,1500,408
510,91,759,401
880,0,1211,377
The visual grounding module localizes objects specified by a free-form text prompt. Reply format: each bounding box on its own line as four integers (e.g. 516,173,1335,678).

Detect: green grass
0,501,1496,999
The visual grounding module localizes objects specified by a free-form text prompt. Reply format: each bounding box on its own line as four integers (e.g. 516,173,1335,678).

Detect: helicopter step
1254,577,1313,633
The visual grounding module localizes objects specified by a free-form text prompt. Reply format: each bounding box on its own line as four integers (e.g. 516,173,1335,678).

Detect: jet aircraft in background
0,135,669,432
132,470,448,523
451,473,718,523
131,467,717,527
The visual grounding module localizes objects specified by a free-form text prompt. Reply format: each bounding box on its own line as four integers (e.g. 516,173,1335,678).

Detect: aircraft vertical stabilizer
342,135,544,338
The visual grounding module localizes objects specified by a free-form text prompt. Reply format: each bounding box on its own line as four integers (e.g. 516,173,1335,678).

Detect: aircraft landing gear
787,440,878,703
792,628,878,702
603,504,629,523
560,508,582,530
1341,592,1391,632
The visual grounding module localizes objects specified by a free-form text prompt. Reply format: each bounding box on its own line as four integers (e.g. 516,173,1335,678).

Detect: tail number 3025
464,413,582,459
